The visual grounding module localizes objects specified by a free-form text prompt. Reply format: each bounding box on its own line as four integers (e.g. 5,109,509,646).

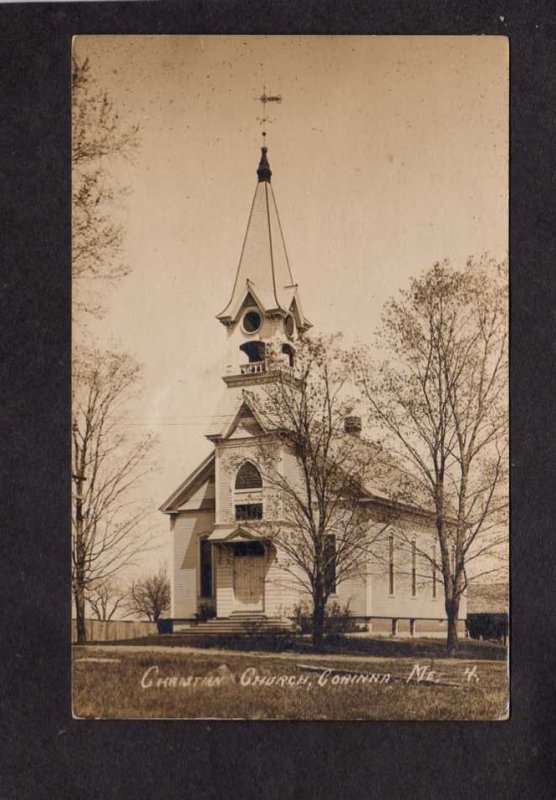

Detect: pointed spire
217,145,311,333
257,146,272,182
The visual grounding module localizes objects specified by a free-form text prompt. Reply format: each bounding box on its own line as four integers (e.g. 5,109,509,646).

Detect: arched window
281,343,295,368
235,462,262,491
234,461,263,521
240,340,265,364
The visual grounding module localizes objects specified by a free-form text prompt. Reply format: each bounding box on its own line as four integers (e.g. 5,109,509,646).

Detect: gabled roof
160,433,437,525
205,389,269,441
208,524,267,543
231,385,435,516
208,387,434,515
356,440,434,515
159,452,214,514
217,148,311,331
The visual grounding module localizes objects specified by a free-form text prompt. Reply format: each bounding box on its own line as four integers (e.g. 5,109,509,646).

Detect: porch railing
240,361,266,375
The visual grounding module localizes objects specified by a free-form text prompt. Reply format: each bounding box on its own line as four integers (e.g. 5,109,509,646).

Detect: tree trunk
75,584,87,644
445,596,460,657
312,599,326,651
73,458,87,645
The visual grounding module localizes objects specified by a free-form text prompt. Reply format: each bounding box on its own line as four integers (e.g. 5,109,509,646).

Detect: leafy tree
72,347,156,644
357,257,508,656
72,55,139,313
246,335,396,650
126,567,170,622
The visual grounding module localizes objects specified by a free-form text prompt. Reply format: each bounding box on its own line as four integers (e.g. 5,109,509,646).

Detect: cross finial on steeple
258,89,282,143
256,89,281,182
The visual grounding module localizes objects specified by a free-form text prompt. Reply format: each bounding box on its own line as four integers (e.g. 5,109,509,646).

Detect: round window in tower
242,309,262,334
284,314,295,339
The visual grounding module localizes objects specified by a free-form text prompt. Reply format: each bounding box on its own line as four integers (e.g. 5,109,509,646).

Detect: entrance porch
208,527,270,618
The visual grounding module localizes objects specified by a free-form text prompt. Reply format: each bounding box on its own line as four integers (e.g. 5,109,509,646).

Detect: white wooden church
160,146,467,636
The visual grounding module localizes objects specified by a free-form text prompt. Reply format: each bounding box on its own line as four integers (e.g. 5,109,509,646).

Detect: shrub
291,600,359,636
291,603,312,634
195,602,216,622
466,613,508,643
326,600,359,634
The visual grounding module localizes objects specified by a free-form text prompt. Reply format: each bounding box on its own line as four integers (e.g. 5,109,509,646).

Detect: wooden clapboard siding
333,574,367,616
370,568,448,619
215,546,234,616
263,547,303,617
172,509,215,618
216,442,253,524
280,445,304,497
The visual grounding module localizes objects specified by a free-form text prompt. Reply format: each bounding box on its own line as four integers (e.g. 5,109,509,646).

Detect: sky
73,35,508,575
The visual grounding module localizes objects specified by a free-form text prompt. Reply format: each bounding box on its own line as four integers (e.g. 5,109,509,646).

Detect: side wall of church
366,516,468,623
263,511,469,625
333,574,368,617
171,509,215,618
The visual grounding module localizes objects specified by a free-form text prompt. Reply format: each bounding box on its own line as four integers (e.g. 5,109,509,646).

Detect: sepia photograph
71,34,509,720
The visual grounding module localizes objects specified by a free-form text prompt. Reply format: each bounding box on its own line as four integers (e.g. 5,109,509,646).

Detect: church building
160,145,467,637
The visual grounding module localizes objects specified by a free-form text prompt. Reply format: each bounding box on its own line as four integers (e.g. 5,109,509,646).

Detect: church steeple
215,145,311,390
217,146,311,337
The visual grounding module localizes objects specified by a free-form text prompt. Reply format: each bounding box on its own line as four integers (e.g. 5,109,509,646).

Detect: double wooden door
233,555,264,611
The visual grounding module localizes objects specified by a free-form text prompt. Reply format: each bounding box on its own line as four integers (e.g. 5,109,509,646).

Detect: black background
0,2,555,798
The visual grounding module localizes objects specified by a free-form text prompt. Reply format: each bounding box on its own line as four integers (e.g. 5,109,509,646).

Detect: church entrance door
233,542,265,612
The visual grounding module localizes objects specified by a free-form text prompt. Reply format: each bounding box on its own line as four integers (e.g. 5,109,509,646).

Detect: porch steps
173,613,294,636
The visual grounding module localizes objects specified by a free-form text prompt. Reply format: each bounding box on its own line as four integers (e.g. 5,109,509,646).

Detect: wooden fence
72,619,157,642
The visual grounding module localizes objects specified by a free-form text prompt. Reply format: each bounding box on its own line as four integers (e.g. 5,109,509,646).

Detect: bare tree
87,579,127,621
126,567,170,622
246,335,395,650
72,55,140,313
357,257,508,656
72,347,156,644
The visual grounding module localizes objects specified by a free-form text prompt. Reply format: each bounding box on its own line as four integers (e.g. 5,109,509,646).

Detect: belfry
216,146,311,388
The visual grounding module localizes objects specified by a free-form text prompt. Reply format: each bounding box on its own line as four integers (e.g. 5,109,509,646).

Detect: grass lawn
99,632,507,661
73,640,508,720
